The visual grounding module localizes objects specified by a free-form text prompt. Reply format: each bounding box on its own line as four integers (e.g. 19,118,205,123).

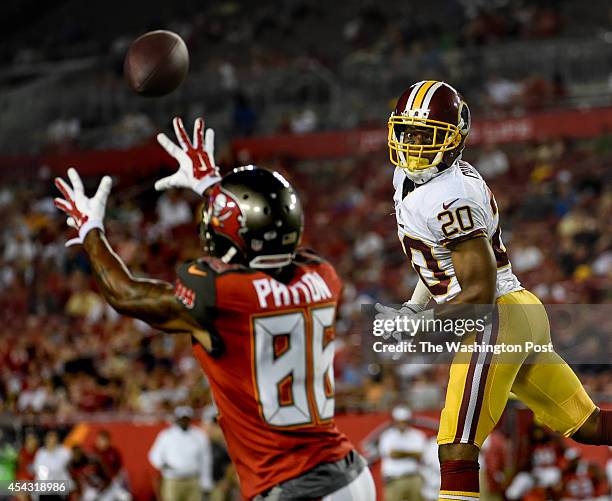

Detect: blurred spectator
522,74,555,110
476,143,509,179
3,230,35,264
364,371,397,410
232,92,257,137
218,62,238,91
511,240,544,273
379,405,427,501
33,430,71,483
554,448,610,500
64,270,105,322
15,431,39,481
46,117,81,150
0,429,17,480
203,407,240,501
484,74,521,112
558,208,599,242
479,431,509,501
156,190,193,230
148,406,213,501
354,231,384,260
290,109,318,134
92,430,123,481
69,442,131,501
69,445,99,499
419,437,440,501
17,375,53,413
112,113,155,149
506,425,565,500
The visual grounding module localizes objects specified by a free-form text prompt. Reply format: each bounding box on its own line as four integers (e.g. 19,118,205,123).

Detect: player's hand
374,302,427,339
155,117,221,195
374,302,425,320
53,168,112,247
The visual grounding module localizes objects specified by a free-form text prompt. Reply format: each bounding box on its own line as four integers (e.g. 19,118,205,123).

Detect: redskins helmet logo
458,101,471,136
207,185,247,251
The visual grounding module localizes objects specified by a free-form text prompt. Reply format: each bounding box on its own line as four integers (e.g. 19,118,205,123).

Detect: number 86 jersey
174,249,352,500
393,160,522,303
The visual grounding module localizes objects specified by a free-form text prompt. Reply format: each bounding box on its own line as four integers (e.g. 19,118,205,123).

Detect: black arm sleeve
175,259,225,357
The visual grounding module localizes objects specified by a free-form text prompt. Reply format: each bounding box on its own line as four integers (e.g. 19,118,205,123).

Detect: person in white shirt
420,437,441,501
379,405,427,501
476,143,509,179
155,190,193,230
33,430,72,486
148,406,213,501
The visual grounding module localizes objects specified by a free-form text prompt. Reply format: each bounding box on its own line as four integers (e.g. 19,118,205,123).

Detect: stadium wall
2,106,612,178
62,406,611,501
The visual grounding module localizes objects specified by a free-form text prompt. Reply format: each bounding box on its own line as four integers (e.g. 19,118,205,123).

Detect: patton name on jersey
393,160,522,303
253,271,332,308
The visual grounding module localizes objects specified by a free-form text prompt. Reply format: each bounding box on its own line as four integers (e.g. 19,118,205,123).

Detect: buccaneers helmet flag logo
208,185,247,250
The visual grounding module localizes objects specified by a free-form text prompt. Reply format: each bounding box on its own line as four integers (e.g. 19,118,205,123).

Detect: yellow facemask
388,115,462,171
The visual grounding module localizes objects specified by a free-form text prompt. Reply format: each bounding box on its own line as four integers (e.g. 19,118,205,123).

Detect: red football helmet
388,80,471,183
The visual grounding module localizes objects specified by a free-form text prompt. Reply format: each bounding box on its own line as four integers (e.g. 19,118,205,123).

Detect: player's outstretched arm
155,116,221,195
83,229,193,331
53,168,201,335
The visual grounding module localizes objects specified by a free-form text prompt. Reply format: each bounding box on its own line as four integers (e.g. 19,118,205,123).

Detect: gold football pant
437,289,597,448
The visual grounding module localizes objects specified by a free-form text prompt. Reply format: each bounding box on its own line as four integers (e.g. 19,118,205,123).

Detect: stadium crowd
0,133,610,420
0,119,610,500
4,0,610,155
3,0,570,72
1,1,611,500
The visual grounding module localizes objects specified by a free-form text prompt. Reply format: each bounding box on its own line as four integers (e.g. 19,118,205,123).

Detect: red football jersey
175,250,353,499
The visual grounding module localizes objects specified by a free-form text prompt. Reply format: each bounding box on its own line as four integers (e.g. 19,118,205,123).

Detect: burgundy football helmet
388,80,471,183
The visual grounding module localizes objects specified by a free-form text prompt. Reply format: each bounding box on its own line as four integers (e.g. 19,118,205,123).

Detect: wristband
195,175,222,196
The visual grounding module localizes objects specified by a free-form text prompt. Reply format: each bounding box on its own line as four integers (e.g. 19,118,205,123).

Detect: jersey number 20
252,306,335,428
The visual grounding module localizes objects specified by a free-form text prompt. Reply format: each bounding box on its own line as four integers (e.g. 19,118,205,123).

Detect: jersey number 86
252,306,336,428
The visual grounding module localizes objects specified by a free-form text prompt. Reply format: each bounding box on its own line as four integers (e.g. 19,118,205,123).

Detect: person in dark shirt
92,430,122,480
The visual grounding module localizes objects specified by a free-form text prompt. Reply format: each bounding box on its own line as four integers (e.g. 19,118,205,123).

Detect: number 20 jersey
393,160,522,303
174,250,352,499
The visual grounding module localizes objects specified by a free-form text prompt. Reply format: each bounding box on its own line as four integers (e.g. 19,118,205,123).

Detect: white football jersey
393,160,522,303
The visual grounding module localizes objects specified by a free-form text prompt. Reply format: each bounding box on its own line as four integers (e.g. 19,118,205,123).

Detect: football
124,30,189,97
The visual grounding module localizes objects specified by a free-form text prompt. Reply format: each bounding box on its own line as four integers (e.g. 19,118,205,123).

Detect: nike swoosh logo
188,265,208,277
442,198,460,210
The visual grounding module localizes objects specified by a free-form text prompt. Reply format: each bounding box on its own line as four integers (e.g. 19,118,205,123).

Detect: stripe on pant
467,310,500,443
454,308,500,443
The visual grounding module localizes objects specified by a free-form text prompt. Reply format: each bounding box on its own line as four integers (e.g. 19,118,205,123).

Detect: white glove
53,168,112,247
155,117,221,195
374,302,432,339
